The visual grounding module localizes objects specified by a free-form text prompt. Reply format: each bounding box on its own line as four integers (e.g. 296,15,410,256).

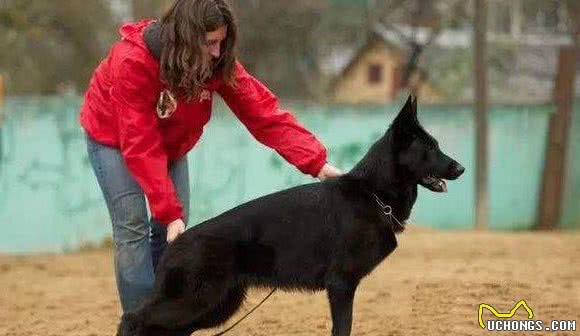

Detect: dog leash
211,288,277,336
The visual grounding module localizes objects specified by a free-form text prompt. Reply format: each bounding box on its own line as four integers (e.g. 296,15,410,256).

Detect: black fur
117,96,465,336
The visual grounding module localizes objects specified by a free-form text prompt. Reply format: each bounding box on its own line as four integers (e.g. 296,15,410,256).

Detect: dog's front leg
326,279,357,336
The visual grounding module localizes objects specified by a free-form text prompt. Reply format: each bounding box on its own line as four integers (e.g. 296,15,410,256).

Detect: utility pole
0,74,4,166
511,0,522,39
474,0,488,230
365,0,377,38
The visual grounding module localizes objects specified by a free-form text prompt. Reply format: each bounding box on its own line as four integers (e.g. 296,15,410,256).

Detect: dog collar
370,192,405,231
371,192,392,216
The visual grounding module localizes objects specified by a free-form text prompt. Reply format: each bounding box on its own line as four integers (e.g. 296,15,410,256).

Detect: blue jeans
86,135,190,313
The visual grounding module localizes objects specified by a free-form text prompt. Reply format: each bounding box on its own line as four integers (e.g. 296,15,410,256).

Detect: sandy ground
1,227,579,336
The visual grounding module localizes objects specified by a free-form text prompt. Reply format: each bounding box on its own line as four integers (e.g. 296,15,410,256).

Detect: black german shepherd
118,96,464,336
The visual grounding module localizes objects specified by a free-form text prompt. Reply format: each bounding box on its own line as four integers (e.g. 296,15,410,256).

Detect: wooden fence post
536,48,577,230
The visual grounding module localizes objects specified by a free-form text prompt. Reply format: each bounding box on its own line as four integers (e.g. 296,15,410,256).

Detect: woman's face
203,25,227,64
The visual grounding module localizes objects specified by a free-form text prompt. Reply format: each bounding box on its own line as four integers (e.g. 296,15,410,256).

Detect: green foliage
0,0,573,99
425,47,473,100
0,0,118,94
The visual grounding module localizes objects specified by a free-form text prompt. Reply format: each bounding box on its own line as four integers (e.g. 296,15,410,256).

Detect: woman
80,0,341,316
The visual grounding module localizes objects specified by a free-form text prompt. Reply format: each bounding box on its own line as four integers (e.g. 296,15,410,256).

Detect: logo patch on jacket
156,90,177,119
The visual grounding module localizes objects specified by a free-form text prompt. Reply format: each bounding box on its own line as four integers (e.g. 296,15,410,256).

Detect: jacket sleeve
217,62,327,177
110,56,183,225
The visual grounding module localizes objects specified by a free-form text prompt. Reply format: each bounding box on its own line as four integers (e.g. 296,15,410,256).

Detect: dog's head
117,310,193,336
389,95,464,192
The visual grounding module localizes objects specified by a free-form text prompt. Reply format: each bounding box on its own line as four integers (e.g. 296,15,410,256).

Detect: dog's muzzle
420,161,465,193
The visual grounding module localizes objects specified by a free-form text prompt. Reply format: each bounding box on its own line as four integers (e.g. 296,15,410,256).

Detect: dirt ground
1,227,579,336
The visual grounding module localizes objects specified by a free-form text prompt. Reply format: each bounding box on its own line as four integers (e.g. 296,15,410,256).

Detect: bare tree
373,0,468,93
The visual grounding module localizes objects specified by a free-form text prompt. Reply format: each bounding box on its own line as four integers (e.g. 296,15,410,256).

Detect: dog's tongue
440,179,448,192
423,176,448,192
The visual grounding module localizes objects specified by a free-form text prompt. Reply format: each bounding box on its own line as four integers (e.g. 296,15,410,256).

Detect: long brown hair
160,0,237,100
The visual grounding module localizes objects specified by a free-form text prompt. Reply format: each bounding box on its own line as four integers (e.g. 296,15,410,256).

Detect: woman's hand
317,163,343,181
167,219,186,243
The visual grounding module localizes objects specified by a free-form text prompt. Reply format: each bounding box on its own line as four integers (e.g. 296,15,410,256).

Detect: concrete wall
0,96,578,253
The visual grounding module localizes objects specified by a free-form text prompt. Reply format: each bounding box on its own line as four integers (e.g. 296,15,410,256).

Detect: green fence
0,96,578,253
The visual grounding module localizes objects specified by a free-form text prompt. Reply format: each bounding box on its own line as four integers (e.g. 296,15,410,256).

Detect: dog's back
160,178,395,291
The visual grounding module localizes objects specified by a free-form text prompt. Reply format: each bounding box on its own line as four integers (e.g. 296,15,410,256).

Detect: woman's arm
110,56,184,226
217,62,329,177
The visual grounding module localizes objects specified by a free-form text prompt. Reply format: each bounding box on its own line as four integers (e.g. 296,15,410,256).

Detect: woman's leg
150,155,190,271
86,135,154,313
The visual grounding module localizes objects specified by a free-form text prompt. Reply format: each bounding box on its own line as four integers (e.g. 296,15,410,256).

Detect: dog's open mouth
420,175,448,193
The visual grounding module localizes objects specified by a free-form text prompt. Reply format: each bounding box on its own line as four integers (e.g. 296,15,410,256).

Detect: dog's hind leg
141,268,235,331
326,277,358,336
138,285,236,334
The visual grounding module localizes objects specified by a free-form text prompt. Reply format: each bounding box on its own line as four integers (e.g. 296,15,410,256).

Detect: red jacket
80,20,327,225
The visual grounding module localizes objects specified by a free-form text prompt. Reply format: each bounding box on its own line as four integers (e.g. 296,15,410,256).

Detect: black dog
118,96,464,336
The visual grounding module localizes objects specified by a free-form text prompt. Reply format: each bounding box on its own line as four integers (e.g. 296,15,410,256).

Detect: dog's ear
406,94,419,123
394,95,418,123
411,94,418,119
392,95,418,134
388,95,420,150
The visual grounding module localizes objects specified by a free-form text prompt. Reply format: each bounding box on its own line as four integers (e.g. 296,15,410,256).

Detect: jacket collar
143,20,162,61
